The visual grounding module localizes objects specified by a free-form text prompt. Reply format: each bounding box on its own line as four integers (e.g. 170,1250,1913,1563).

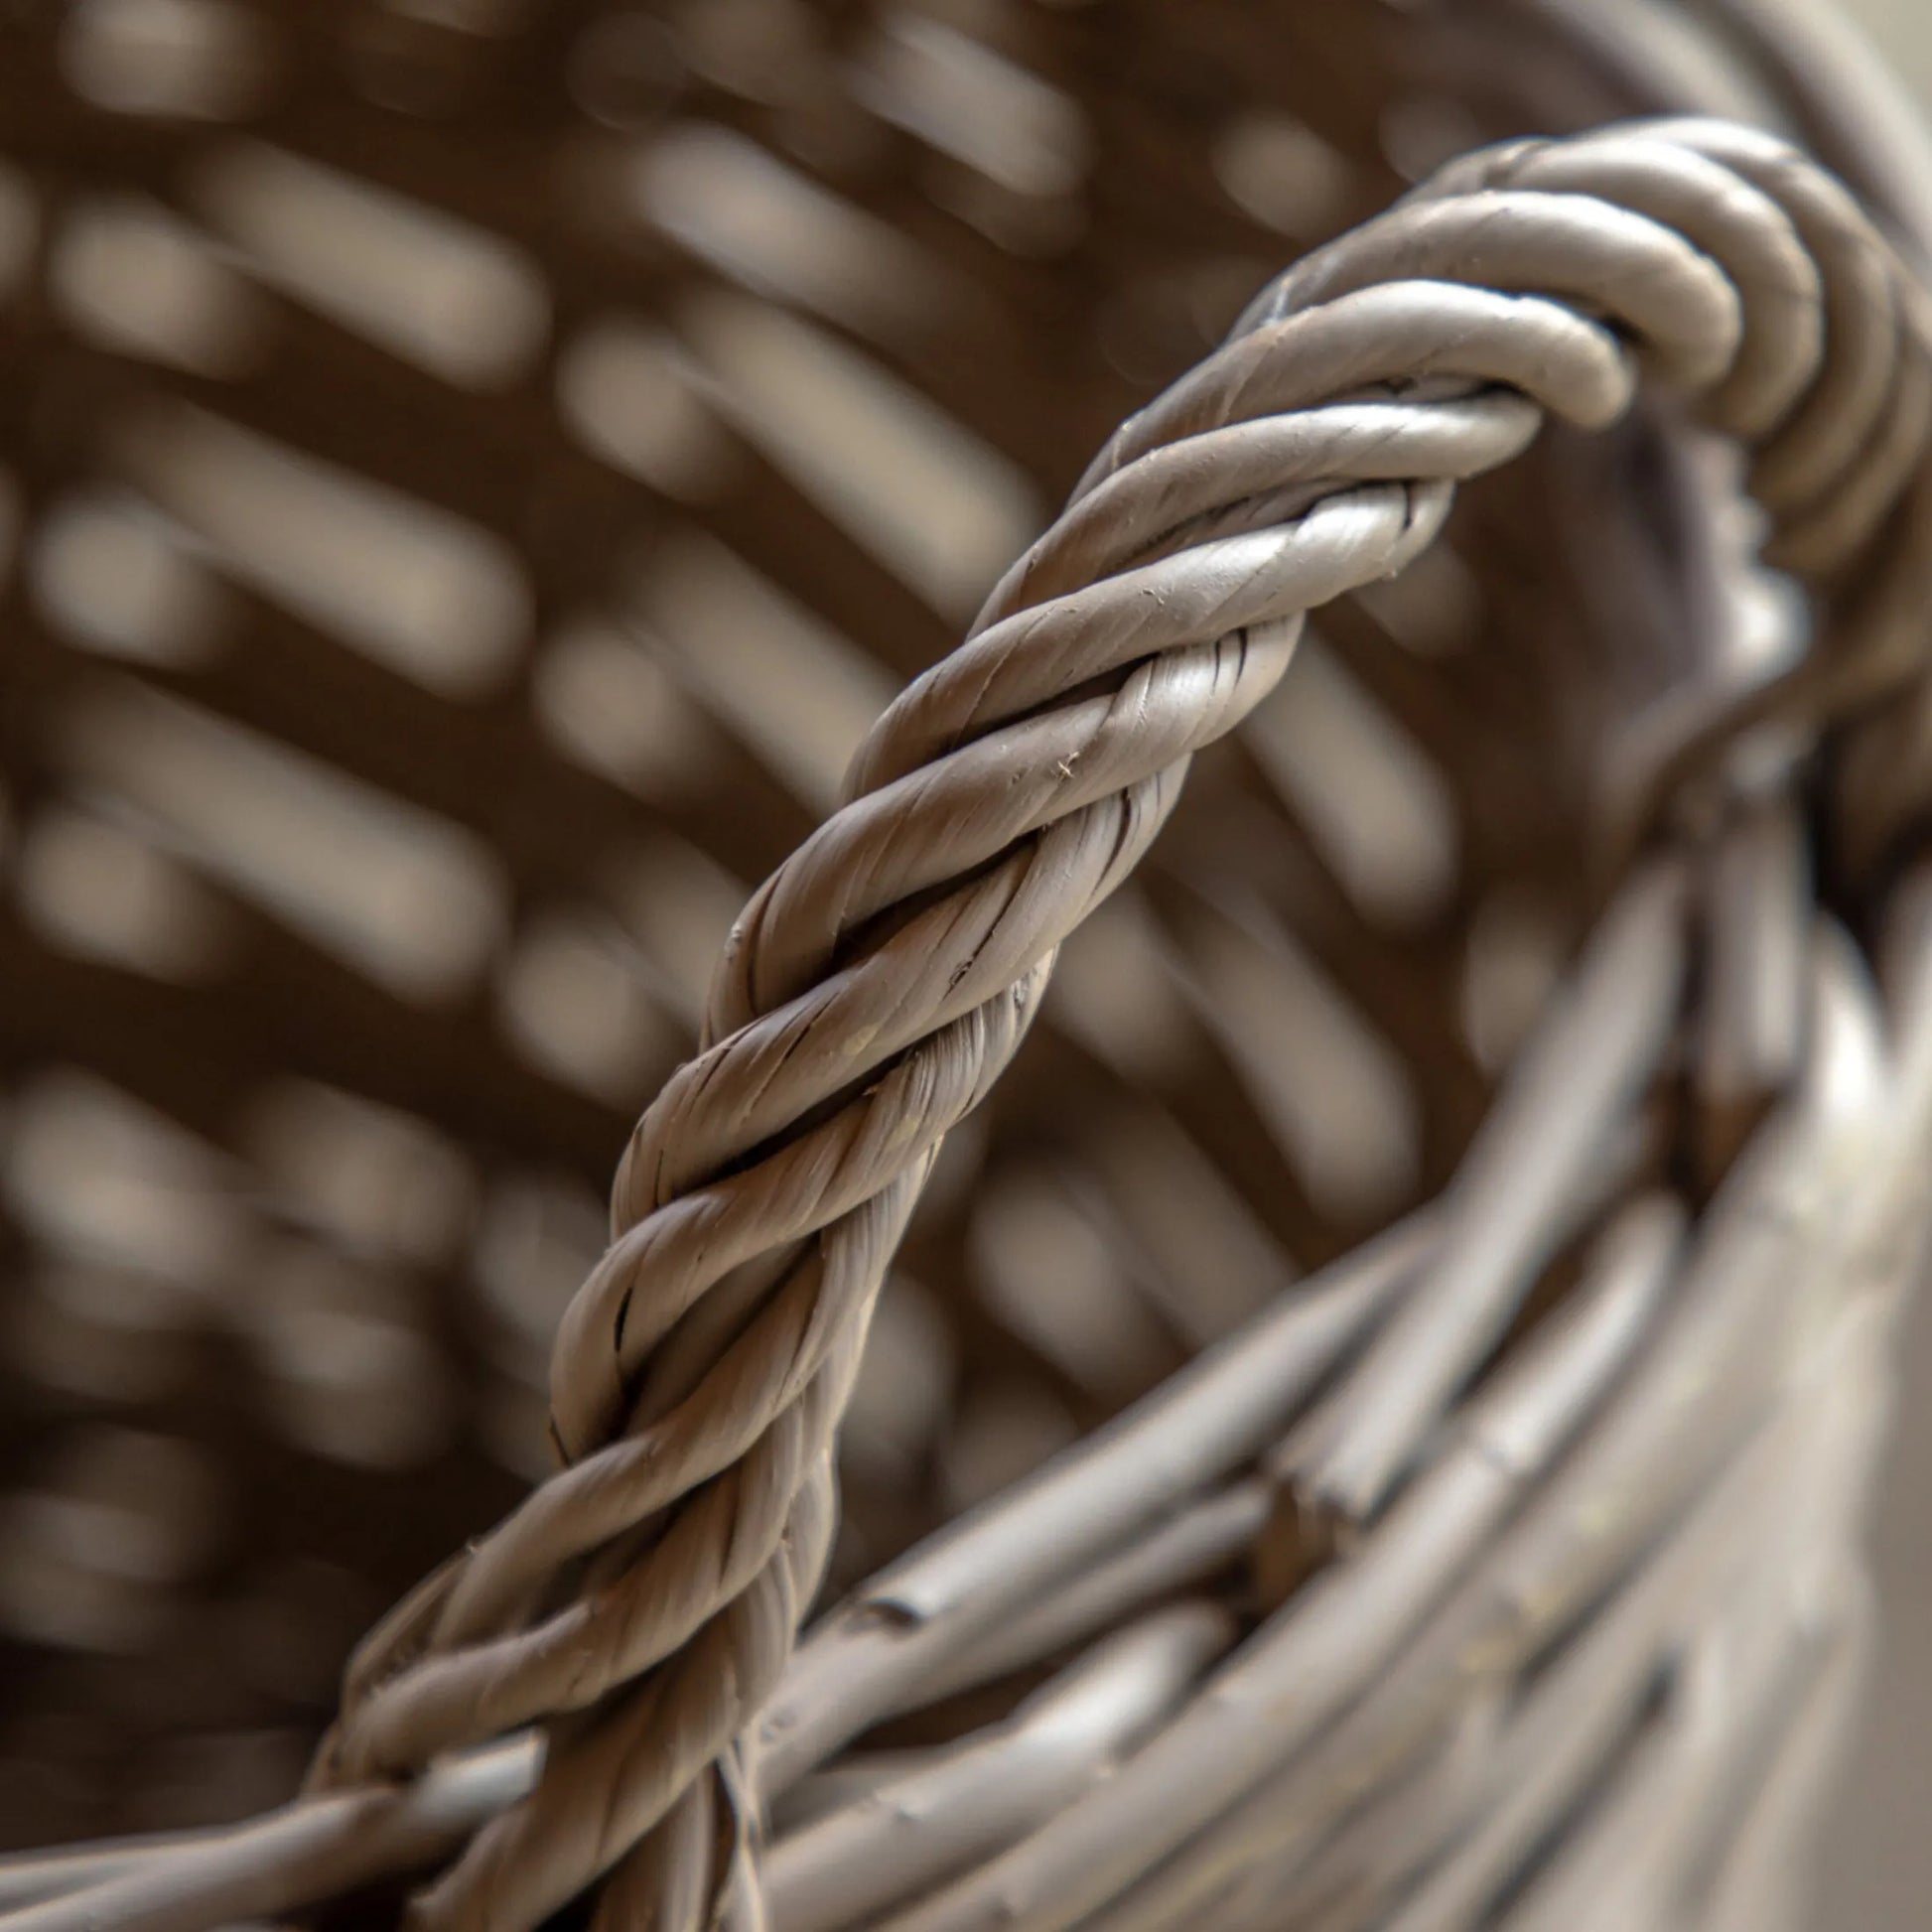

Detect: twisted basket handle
308,118,1932,1932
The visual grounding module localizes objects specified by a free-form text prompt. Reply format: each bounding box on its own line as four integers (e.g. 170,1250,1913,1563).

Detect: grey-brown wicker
3,3,1932,1929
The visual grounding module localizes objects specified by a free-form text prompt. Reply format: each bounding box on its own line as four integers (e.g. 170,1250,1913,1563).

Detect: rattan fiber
3,4,1932,1931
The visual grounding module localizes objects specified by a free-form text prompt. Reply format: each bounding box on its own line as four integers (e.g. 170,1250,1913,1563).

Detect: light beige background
1821,10,1932,1925
1848,0,1932,101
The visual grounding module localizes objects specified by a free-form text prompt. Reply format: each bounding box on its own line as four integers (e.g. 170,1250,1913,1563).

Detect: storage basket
4,2,1932,1928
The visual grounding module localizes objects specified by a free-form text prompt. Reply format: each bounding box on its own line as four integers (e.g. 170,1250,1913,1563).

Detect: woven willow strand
261,116,1932,1932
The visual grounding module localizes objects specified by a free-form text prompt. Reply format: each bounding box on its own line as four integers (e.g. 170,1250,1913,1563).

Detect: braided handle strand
311,118,1932,1931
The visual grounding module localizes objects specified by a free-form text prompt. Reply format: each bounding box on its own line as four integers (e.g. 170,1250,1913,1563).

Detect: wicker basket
4,2,1932,1928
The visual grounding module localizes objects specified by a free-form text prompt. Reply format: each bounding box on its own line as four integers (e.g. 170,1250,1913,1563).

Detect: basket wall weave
3,3,1932,1930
